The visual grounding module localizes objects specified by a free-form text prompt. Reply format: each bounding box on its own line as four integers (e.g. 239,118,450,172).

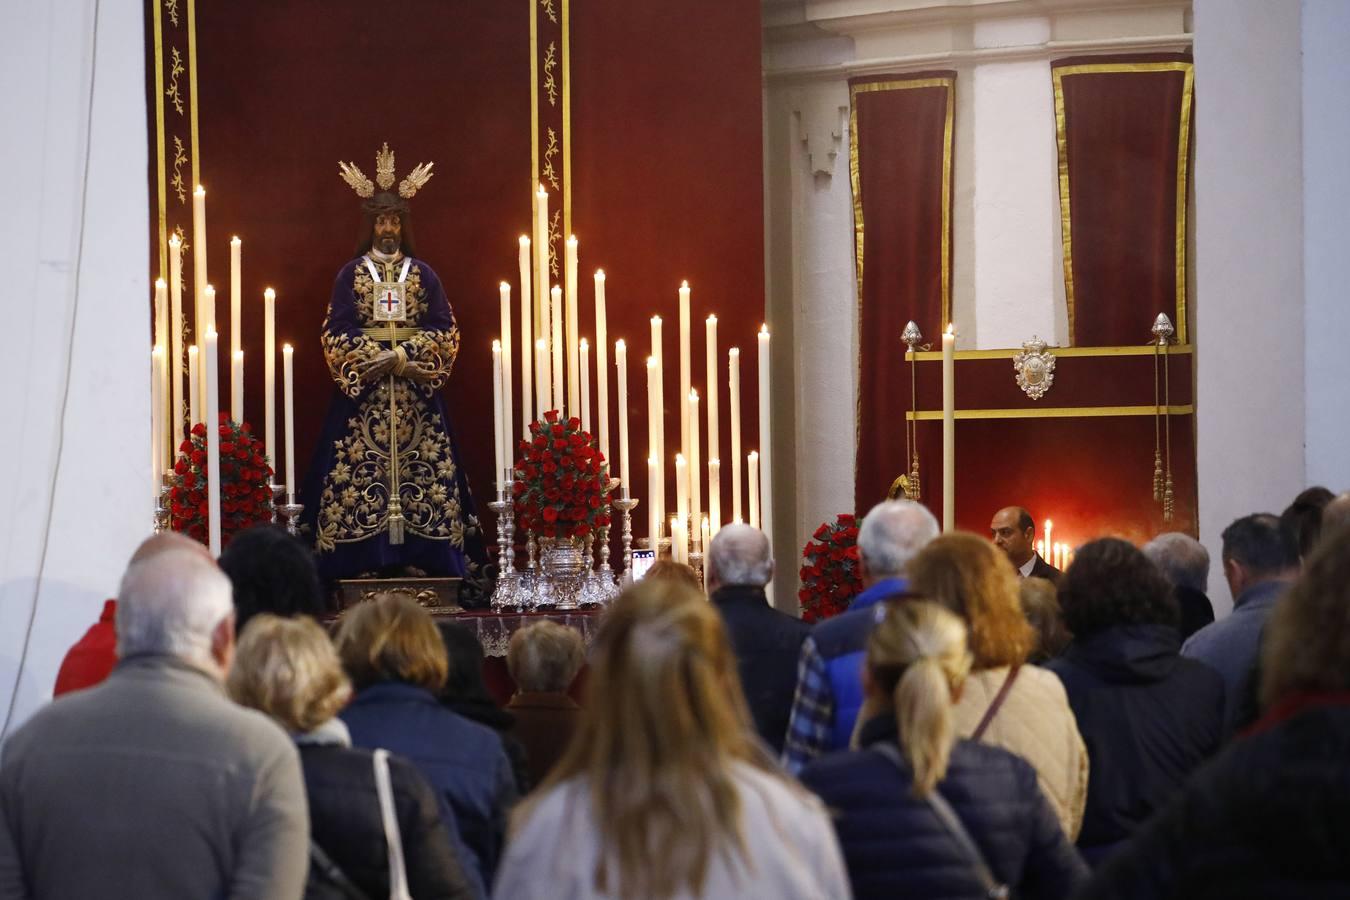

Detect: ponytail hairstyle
867,601,973,796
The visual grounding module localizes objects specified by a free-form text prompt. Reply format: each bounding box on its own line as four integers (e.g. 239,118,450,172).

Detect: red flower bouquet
798,513,863,623
512,411,612,540
170,413,275,546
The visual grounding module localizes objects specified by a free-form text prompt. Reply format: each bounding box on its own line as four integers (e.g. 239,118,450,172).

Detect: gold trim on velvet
906,404,1195,421
906,343,1193,362
848,77,956,331
152,0,167,279
1052,61,1194,346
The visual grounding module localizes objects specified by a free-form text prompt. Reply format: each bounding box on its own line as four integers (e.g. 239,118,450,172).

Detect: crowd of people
2,486,1349,898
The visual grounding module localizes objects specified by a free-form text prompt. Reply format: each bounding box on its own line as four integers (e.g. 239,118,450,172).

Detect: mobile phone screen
630,549,657,581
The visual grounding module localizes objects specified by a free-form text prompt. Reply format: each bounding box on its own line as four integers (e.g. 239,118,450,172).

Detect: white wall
0,0,149,737
1301,0,1350,491
1192,0,1305,614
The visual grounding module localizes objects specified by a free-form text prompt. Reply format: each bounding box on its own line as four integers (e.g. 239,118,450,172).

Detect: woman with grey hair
506,620,586,786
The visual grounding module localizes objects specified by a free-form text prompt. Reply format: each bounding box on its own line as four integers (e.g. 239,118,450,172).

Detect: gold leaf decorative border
152,0,199,281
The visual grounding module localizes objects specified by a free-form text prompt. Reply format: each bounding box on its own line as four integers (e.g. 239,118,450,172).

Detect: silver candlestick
487,482,520,612
613,495,640,576
270,484,285,524
153,476,172,534
278,500,303,537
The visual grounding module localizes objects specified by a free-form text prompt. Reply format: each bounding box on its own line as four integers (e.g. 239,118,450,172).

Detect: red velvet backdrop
850,73,955,516
1053,54,1194,346
893,351,1198,545
145,1,764,532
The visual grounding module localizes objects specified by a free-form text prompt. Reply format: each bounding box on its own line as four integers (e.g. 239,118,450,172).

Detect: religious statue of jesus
299,143,484,587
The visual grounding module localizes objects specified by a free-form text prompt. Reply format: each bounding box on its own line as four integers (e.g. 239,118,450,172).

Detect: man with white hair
705,523,811,755
0,536,309,899
1143,532,1215,640
782,499,939,774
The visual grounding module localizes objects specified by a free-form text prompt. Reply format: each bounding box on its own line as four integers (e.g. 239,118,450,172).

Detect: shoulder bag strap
871,743,1010,900
970,664,1021,742
310,840,375,900
373,749,414,900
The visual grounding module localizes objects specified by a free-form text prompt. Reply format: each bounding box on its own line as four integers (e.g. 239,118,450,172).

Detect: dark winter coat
800,713,1088,900
1048,624,1224,862
299,742,479,900
341,682,517,889
1078,696,1350,899
711,584,811,754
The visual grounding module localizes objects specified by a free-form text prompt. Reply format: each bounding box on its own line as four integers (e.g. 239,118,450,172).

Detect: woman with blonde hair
227,614,479,899
801,601,1086,898
491,578,849,899
908,532,1089,839
336,592,517,891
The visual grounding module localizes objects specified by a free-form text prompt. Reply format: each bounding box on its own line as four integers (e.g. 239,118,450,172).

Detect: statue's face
372,212,402,254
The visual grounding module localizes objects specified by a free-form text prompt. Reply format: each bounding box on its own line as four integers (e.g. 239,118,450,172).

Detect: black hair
436,621,495,706
218,525,327,632
1222,513,1299,576
1015,507,1034,533
353,191,417,258
1058,537,1178,637
1281,486,1334,560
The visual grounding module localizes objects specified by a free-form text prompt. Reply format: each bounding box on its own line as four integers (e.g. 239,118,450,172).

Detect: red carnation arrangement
512,411,612,540
170,413,275,546
798,513,863,623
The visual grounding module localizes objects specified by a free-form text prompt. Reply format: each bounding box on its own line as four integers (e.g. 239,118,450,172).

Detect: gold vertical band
187,0,200,190
529,0,539,200
1052,68,1074,344
562,0,571,245
940,80,953,328
152,0,167,279
1174,65,1194,343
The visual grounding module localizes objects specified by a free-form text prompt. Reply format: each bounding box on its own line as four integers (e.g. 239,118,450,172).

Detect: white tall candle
701,517,710,555
647,456,659,545
942,324,955,531
535,339,549,421
283,343,295,501
616,339,630,490
565,236,579,417
187,345,200,426
728,347,742,522
535,187,551,368
705,315,718,472
757,325,773,551
231,350,244,424
229,236,241,358
1036,538,1046,561
708,459,721,536
202,285,216,414
498,282,514,466
675,453,689,557
678,281,691,481
689,390,701,550
748,451,760,529
594,270,610,465
647,356,662,532
671,516,683,564
263,288,276,477
579,339,591,434
650,316,665,525
169,236,185,453
151,347,165,494
550,285,564,414
154,278,169,466
492,341,504,490
518,237,534,435
1043,519,1053,559
192,186,208,359
204,329,221,556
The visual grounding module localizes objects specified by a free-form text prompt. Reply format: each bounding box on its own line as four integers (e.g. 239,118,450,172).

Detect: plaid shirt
781,636,833,775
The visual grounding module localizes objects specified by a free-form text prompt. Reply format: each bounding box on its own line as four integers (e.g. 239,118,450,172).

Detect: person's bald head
705,523,774,595
990,506,1036,567
127,532,212,568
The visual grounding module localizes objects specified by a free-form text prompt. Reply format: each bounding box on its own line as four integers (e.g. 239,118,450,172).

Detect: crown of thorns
338,142,434,199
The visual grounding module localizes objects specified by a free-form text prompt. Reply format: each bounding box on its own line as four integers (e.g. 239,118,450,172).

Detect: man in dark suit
991,506,1062,582
706,523,810,756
